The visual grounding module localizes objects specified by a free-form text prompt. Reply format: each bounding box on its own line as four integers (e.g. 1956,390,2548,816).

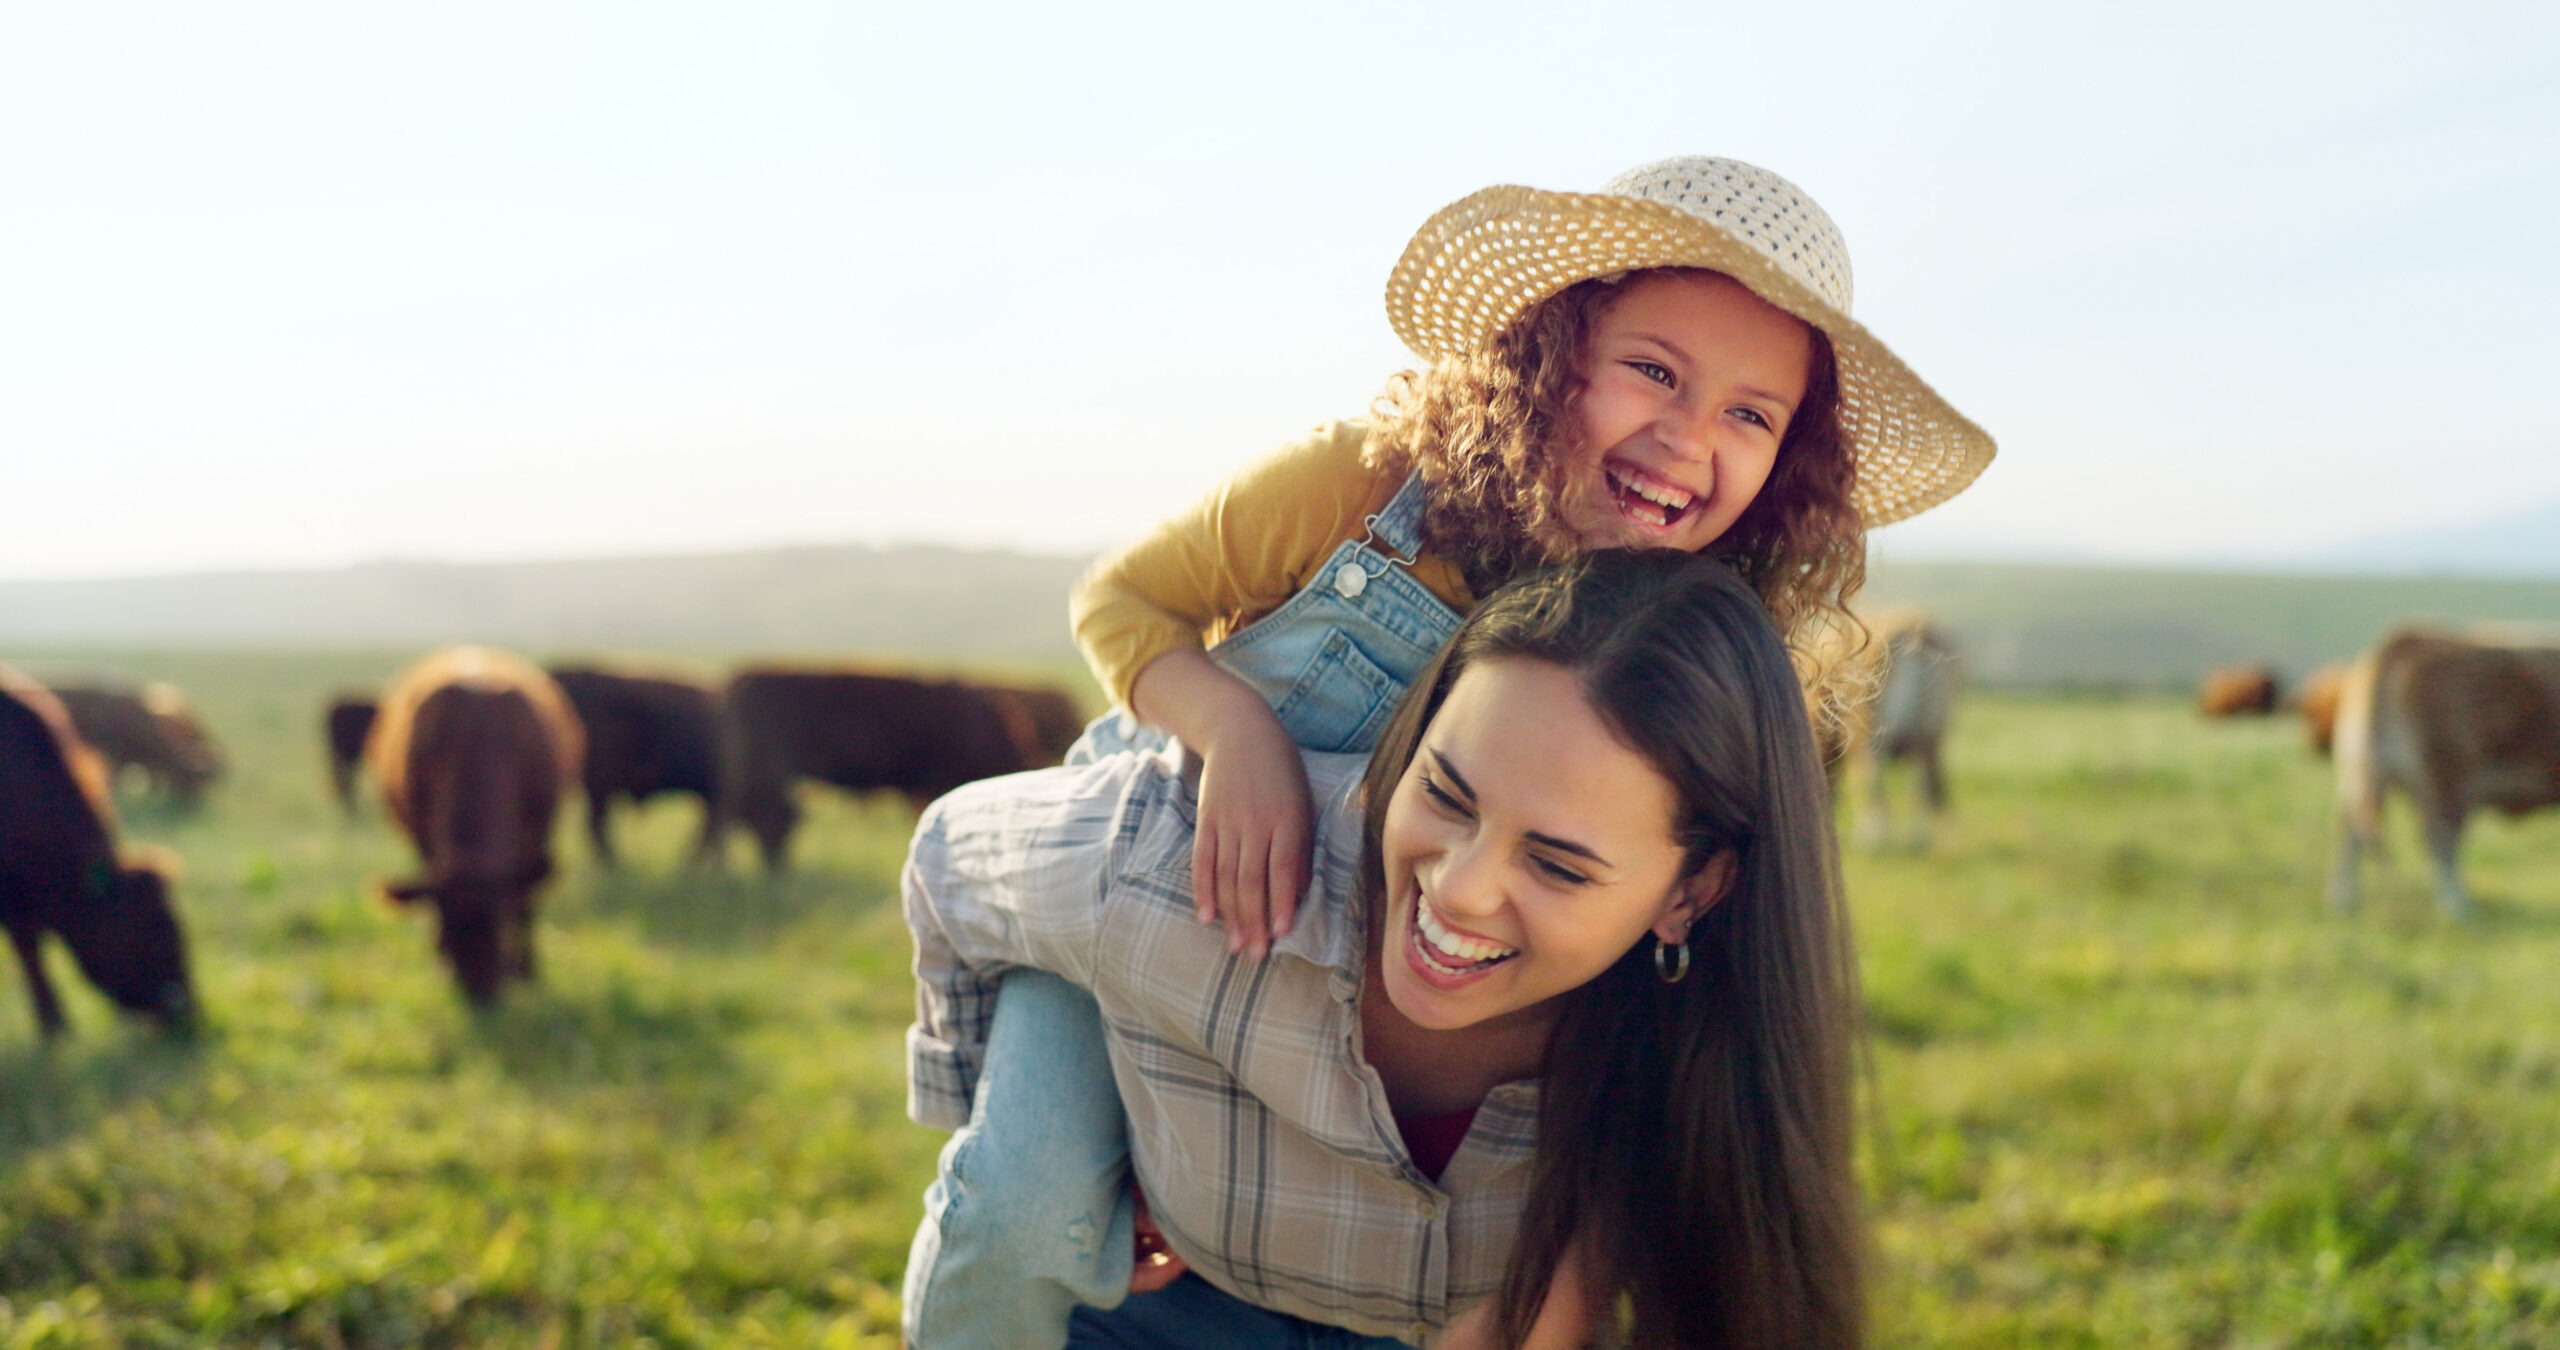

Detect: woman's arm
902,758,1152,1130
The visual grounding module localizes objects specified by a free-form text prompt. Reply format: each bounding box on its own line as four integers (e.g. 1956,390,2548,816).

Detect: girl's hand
1127,649,1315,959
1191,712,1315,959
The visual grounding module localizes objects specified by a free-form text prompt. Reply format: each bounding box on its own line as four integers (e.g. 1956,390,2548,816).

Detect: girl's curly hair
1363,268,1872,731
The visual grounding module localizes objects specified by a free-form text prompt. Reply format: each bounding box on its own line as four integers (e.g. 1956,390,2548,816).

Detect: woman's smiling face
1372,656,1719,1038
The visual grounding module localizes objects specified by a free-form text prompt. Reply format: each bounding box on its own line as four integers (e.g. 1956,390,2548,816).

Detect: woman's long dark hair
1358,550,1864,1349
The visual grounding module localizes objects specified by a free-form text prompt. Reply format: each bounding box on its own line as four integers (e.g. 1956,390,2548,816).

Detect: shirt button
1333,563,1368,599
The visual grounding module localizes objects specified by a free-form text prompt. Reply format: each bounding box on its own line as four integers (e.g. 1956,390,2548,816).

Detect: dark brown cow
2297,663,2349,757
324,695,380,815
719,667,1045,872
545,664,722,868
2329,629,2560,917
48,682,226,806
368,648,583,1004
2198,664,2282,718
0,665,196,1038
972,681,1087,770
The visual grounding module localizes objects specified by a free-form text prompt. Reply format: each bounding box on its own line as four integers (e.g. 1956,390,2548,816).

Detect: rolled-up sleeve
903,755,1169,1129
1068,422,1382,709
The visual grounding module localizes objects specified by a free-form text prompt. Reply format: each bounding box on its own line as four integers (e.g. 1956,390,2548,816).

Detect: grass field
4,652,2558,1347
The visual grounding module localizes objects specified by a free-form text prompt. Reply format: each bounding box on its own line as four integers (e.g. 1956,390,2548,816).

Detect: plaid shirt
905,749,1540,1344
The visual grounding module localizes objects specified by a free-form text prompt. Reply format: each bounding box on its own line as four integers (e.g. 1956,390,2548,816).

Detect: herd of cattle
3,650,1083,1026
5,616,2558,1040
2199,628,2560,917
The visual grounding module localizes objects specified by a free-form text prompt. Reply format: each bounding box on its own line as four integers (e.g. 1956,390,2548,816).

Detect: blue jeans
903,970,1135,1348
904,473,1461,1348
1068,1275,1418,1350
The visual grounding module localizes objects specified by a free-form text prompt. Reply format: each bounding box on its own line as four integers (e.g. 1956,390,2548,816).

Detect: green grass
1850,696,2560,1347
4,659,2558,1346
2,651,934,1348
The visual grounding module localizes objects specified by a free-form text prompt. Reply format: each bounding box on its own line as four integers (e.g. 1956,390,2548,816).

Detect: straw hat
1383,156,1994,526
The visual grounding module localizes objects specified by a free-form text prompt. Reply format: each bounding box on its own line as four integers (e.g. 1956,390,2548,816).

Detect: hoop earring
1654,936,1690,985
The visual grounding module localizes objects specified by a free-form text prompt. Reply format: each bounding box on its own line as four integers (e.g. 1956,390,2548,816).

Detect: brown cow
0,665,196,1038
48,682,226,806
719,667,1044,872
323,694,380,814
2329,629,2560,917
971,681,1087,770
545,664,722,868
2297,663,2349,757
2198,664,2282,718
368,648,583,1004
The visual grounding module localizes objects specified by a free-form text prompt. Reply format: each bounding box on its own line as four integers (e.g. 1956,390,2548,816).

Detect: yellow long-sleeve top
1070,421,1480,710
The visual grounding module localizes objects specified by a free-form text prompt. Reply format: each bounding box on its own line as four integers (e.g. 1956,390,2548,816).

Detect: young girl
908,550,1866,1347
903,156,1993,1346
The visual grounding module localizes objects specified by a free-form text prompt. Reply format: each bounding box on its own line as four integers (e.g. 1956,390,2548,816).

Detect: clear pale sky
5,1,2554,581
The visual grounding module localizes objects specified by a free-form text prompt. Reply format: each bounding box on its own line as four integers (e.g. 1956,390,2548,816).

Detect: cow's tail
2330,644,2386,854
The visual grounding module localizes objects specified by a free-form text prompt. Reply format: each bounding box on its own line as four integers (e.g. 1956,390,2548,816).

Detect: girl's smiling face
1555,269,1816,554
1372,656,1724,1039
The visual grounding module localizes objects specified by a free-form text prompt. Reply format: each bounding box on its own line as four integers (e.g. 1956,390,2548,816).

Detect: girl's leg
903,969,1135,1349
1065,1274,1420,1350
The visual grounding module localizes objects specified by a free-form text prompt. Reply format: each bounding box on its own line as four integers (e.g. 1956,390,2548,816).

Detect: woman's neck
1357,948,1555,1119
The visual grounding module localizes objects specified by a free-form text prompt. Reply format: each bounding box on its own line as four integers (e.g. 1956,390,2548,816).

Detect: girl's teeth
1417,904,1515,965
1607,469,1694,525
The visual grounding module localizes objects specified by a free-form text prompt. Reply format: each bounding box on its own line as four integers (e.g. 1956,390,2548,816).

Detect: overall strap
1363,471,1431,561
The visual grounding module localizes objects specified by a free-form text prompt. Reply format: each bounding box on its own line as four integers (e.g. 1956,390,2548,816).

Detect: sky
4,0,2556,581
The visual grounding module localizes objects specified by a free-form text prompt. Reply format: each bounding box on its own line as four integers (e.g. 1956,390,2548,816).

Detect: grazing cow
971,681,1086,770
323,695,380,814
2198,664,2283,718
545,664,723,868
719,667,1043,872
48,682,226,806
1841,616,1964,849
0,666,196,1038
2329,628,2560,917
368,648,583,1005
2297,663,2350,757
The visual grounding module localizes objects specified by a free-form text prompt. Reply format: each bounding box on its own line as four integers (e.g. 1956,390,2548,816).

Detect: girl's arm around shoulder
1128,647,1310,958
1069,420,1380,709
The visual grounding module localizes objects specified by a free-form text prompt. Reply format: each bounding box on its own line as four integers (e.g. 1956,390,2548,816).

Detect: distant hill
1861,562,2560,688
10,546,2560,690
2304,498,2560,578
0,546,1092,663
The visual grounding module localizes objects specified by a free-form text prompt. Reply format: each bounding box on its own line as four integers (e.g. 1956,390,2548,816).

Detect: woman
905,550,1864,1348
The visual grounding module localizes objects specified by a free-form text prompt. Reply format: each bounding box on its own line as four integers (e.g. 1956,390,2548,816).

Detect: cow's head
145,686,225,801
393,859,550,1007
70,852,199,1034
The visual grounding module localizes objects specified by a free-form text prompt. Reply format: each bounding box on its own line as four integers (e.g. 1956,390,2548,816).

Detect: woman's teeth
1415,904,1517,973
1606,468,1696,528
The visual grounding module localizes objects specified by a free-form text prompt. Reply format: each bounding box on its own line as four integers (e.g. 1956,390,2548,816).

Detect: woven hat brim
1384,185,1995,527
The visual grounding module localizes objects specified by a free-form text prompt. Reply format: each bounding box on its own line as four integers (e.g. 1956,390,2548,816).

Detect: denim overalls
903,473,1460,1350
1067,470,1463,761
